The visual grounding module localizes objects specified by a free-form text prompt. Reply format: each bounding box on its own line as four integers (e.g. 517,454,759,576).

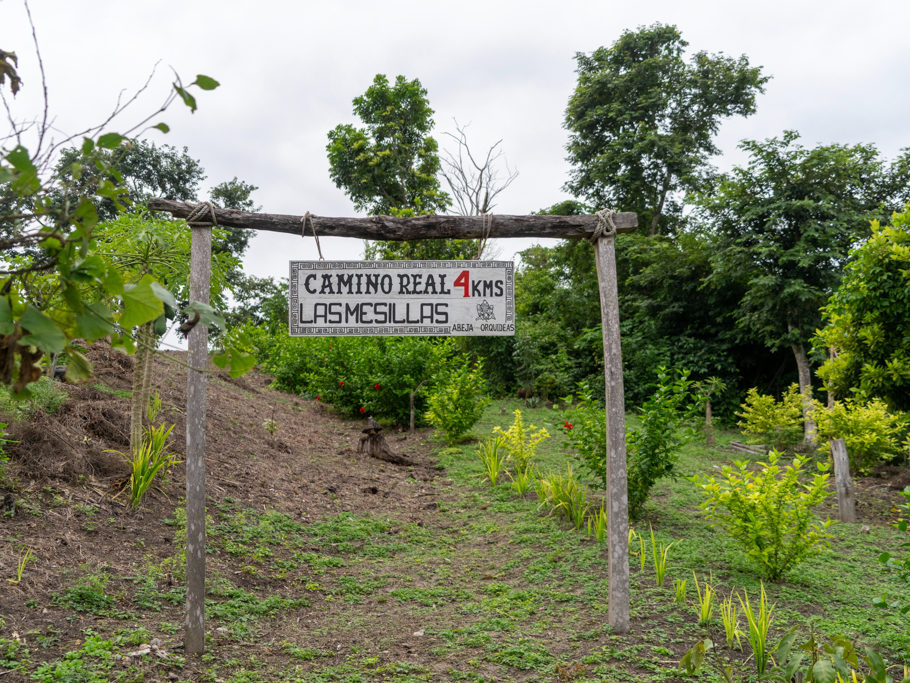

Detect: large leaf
19,305,66,354
211,348,256,378
76,302,115,340
185,301,226,330
120,275,165,329
150,282,178,312
64,349,93,382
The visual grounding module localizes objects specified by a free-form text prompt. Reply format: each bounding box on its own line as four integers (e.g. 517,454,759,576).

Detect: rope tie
185,201,218,226
476,212,493,259
589,209,618,243
301,211,324,260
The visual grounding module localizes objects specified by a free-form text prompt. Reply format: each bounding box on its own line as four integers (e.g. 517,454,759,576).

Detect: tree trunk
791,341,817,448
704,399,715,446
649,174,672,235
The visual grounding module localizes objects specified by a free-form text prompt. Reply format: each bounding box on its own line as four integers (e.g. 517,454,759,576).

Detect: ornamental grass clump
692,450,834,581
536,466,588,530
477,436,508,487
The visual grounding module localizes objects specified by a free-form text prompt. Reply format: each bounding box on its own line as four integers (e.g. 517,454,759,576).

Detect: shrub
493,409,549,474
813,398,906,475
562,368,700,519
626,367,700,518
736,384,804,452
425,357,489,444
257,334,453,426
692,451,834,580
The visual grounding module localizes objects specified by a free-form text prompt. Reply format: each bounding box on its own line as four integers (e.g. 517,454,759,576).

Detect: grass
4,397,909,681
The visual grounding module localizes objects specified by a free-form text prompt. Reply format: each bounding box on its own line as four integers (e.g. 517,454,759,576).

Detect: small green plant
587,505,608,543
536,466,588,530
119,422,179,508
814,398,906,475
736,384,804,452
52,572,115,614
425,358,489,444
739,583,774,675
0,422,16,487
628,528,646,571
477,436,509,487
720,593,742,650
692,450,834,580
493,409,549,474
679,638,713,676
649,525,674,587
509,465,535,497
8,547,34,584
876,485,910,615
262,417,279,438
674,578,687,605
692,572,715,626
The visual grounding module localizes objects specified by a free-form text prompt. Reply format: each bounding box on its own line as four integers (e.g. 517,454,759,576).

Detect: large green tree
327,74,473,260
564,23,768,235
700,131,910,442
815,207,910,412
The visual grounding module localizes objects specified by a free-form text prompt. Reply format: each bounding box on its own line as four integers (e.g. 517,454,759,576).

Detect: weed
692,572,715,626
674,578,687,605
739,583,774,675
1,636,29,671
8,547,34,584
52,572,115,614
720,593,742,650
536,466,588,529
649,525,674,586
477,436,508,486
587,505,607,543
509,465,535,496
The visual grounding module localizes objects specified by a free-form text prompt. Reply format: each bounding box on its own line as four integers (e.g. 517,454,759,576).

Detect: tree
700,131,910,444
0,21,250,394
564,23,768,235
327,74,472,260
440,121,518,258
815,207,910,412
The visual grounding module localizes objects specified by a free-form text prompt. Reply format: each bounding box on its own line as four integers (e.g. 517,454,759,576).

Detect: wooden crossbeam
148,199,637,240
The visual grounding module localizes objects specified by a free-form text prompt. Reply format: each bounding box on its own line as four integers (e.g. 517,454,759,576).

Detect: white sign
289,260,514,336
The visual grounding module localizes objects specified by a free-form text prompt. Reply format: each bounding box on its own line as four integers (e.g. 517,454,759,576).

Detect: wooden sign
289,260,514,336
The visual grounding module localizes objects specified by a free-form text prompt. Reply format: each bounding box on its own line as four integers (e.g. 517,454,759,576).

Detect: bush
255,333,455,426
425,357,489,444
814,398,907,475
692,451,834,580
736,384,804,452
493,409,549,475
563,368,699,519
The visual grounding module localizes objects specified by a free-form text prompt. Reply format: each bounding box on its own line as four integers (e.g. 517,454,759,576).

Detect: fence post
185,224,211,654
831,438,856,523
594,232,630,634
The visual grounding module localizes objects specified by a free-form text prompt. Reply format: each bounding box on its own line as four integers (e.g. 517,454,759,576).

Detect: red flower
339,380,345,386
564,421,573,430
359,407,366,413
374,383,381,390
316,396,321,401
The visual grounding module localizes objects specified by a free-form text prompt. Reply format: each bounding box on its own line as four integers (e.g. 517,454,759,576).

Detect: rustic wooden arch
149,199,637,652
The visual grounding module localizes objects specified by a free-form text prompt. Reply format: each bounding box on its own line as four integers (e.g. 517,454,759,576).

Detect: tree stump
358,417,415,466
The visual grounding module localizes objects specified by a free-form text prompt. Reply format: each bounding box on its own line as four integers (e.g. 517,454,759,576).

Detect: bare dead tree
441,121,518,258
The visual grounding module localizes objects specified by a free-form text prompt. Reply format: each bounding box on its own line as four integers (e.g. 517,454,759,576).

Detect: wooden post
185,225,211,655
593,232,630,634
830,438,856,523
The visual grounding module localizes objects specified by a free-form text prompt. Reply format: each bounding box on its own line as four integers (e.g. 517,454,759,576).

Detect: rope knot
185,201,218,226
589,209,618,243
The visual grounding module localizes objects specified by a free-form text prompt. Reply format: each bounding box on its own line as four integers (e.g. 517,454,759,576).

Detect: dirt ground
0,343,456,679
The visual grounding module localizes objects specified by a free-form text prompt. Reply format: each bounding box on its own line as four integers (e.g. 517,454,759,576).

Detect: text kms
300,271,505,298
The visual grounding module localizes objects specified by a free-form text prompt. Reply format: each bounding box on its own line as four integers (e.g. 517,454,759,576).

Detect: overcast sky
4,0,910,281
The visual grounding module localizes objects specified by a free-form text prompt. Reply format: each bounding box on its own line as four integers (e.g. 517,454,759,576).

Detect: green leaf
0,297,13,335
192,74,219,90
5,145,40,195
186,301,225,330
152,122,170,133
174,84,197,112
75,302,115,341
19,305,66,354
81,137,95,155
811,660,837,683
211,348,256,378
97,132,125,149
64,349,93,382
120,275,165,329
150,282,178,312
153,314,167,337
